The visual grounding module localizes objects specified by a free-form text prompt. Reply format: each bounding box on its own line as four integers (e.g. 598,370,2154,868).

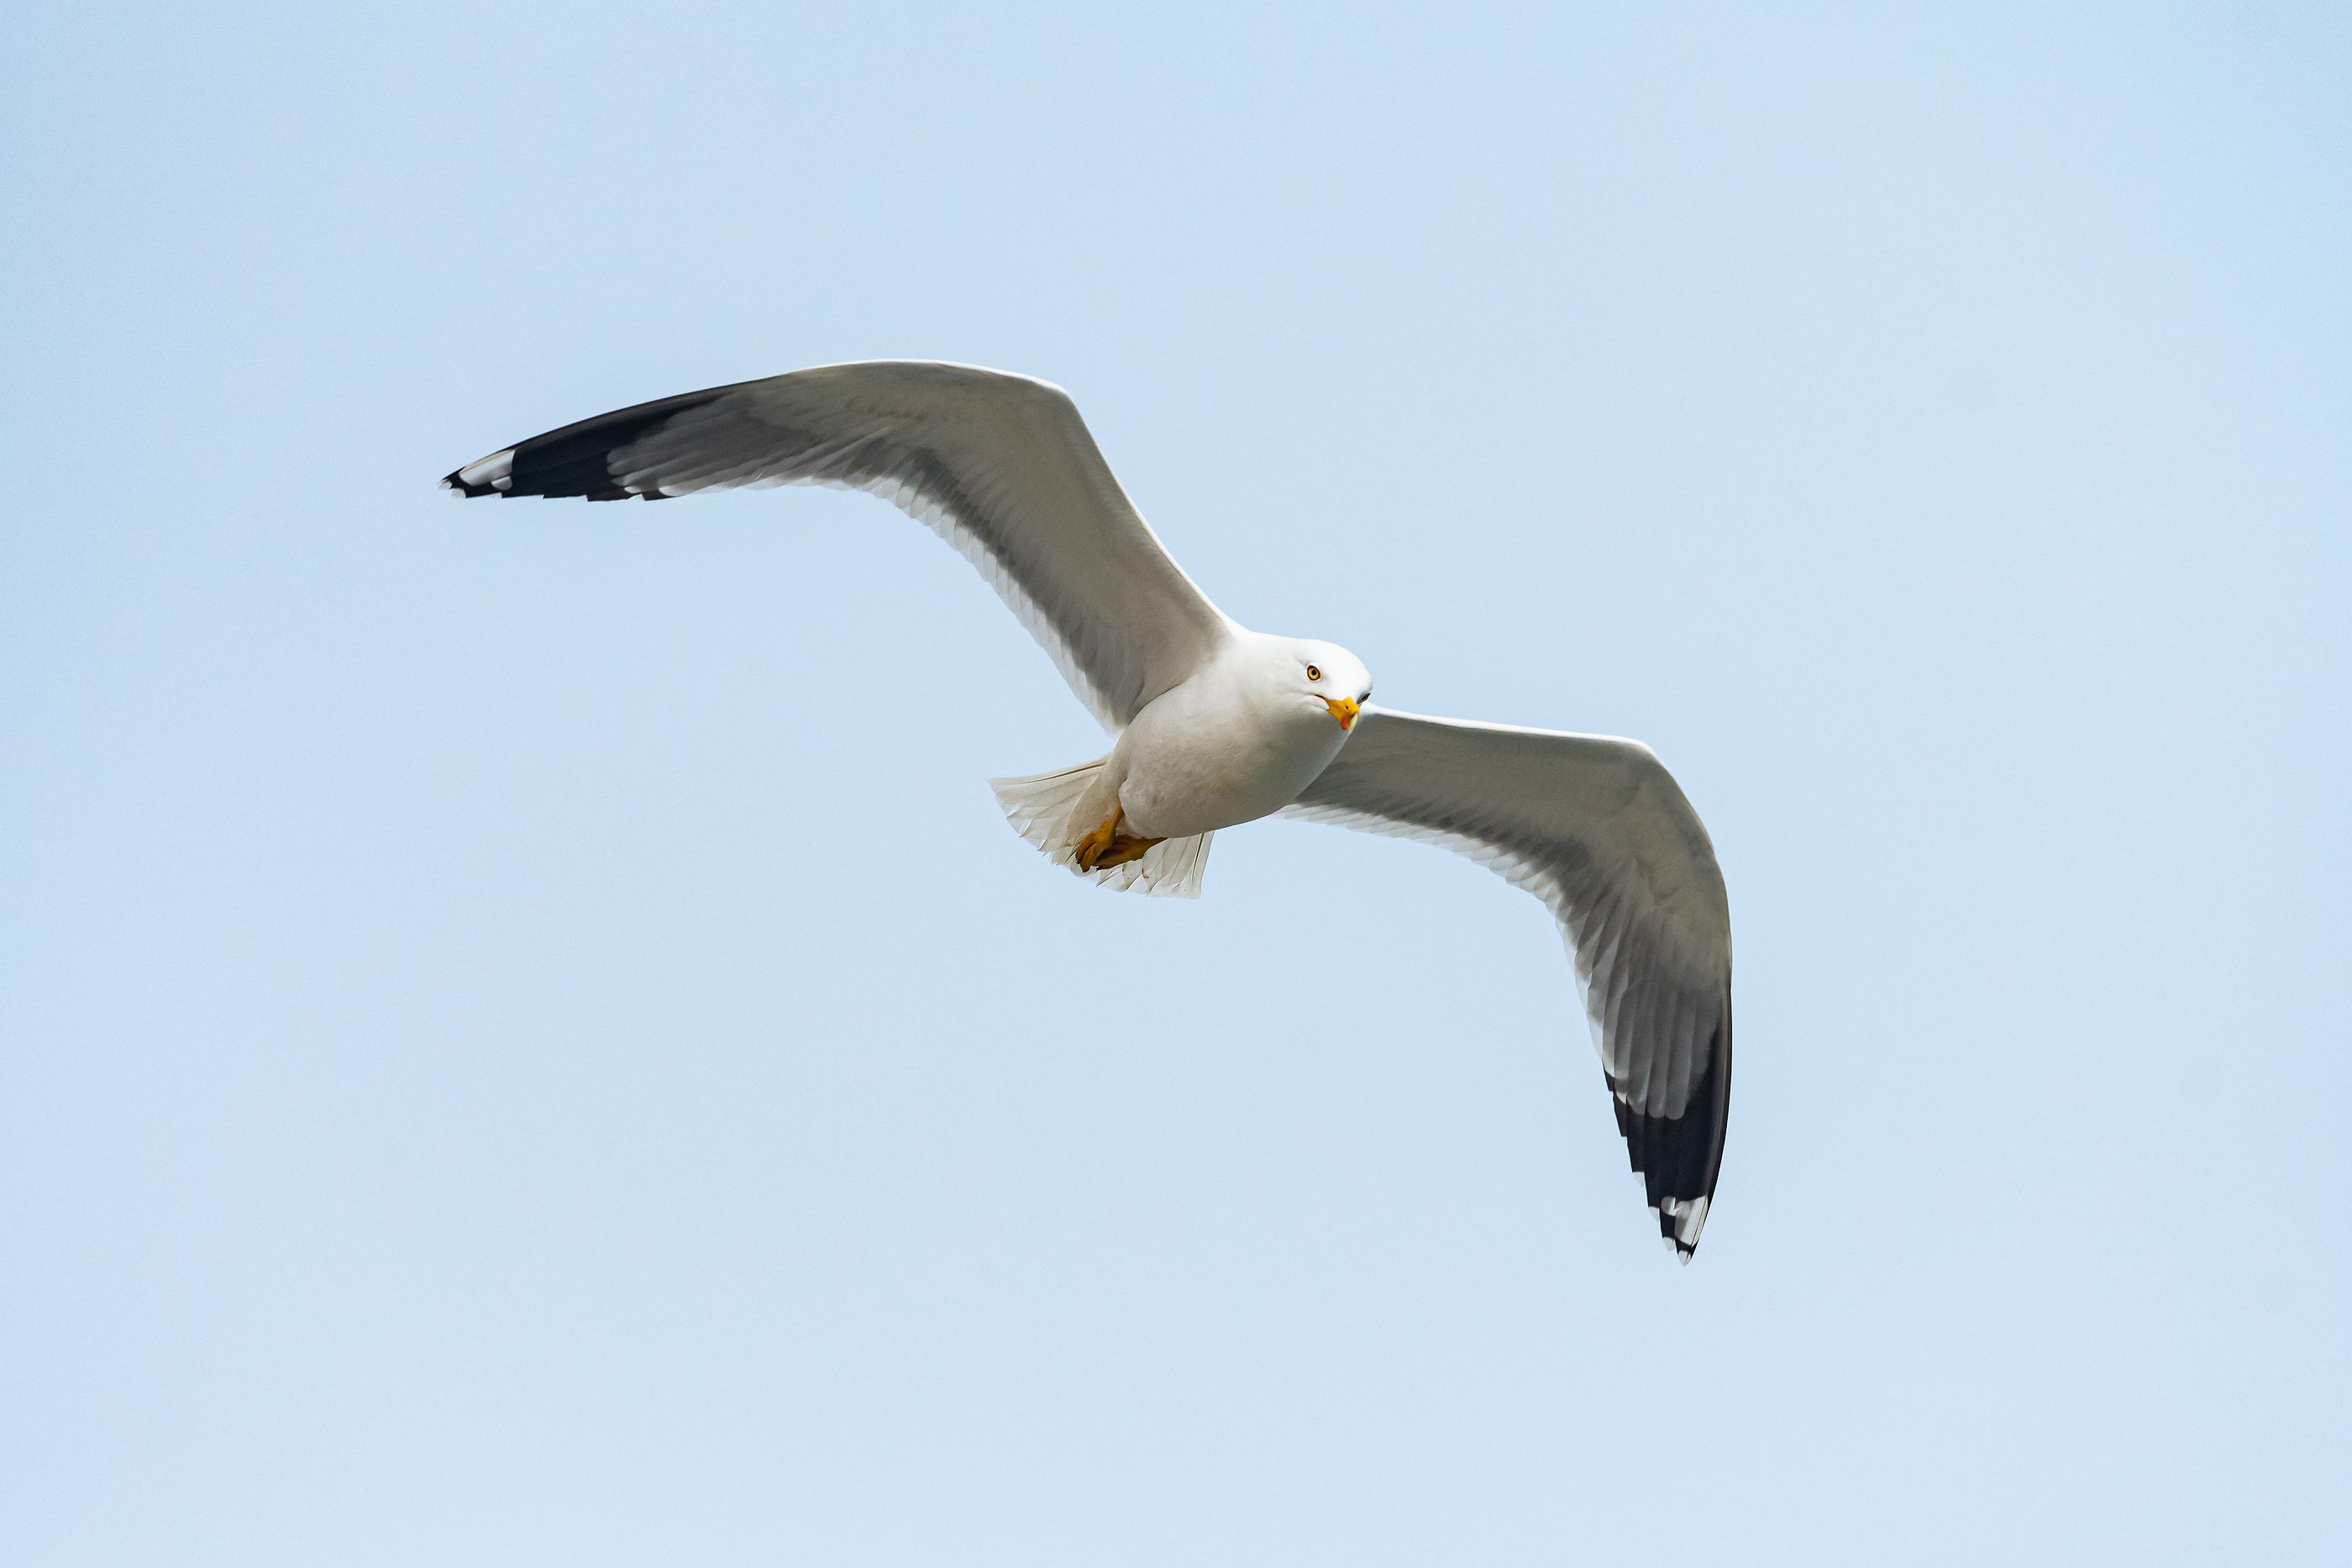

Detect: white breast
1112,639,1350,839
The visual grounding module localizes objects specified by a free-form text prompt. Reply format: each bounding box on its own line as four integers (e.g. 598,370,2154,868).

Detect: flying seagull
444,361,1733,1258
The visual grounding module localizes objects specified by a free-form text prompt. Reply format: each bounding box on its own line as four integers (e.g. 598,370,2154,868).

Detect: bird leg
1073,806,1163,872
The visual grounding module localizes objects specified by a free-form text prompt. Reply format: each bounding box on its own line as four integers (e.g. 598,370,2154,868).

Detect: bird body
445,362,1735,1257
982,632,1371,896
1112,633,1370,840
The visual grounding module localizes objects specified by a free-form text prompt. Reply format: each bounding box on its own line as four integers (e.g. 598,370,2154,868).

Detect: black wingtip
439,383,738,506
1609,1003,1732,1260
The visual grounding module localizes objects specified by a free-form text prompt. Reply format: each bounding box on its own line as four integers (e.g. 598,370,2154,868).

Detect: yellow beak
1325,696,1360,732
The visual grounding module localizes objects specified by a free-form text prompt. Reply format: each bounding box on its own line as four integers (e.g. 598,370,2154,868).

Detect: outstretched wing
1285,707,1734,1258
443,361,1233,731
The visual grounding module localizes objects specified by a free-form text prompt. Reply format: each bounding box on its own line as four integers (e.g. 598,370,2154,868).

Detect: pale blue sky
4,3,2347,1563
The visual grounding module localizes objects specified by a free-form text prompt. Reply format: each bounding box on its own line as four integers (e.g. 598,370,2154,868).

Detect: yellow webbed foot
1073,811,1121,872
1091,832,1164,870
1074,808,1163,873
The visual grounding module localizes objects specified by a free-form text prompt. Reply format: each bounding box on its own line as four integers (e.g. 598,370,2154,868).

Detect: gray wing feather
444,362,1232,730
1285,705,1734,1257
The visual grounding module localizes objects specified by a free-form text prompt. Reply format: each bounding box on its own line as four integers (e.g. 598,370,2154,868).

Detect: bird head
1288,639,1373,732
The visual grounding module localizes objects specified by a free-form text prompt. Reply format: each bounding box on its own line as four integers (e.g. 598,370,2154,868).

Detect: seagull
444,361,1734,1258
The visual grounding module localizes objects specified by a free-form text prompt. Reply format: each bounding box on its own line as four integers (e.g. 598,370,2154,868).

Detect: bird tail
988,759,1214,899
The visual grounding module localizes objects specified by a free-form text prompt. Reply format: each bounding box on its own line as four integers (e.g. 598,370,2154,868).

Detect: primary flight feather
444,360,1734,1258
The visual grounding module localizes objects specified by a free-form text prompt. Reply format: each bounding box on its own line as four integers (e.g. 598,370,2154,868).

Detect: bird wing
1284,706,1734,1258
444,362,1233,730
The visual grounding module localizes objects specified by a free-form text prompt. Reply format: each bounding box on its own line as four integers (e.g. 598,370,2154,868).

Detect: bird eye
1305,663,1322,682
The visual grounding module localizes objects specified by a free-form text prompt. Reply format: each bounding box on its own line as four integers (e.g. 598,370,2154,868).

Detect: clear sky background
4,3,2346,1563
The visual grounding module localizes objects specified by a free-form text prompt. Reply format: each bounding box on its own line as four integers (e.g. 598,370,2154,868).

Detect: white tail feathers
989,759,1214,899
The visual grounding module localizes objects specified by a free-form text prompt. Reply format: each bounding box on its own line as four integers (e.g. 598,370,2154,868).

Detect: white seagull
444,362,1734,1258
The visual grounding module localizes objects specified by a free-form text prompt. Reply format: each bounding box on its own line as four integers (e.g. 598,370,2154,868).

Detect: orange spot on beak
1325,696,1360,732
